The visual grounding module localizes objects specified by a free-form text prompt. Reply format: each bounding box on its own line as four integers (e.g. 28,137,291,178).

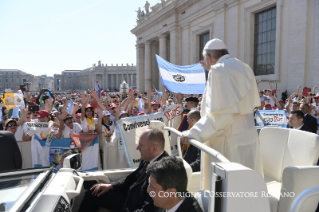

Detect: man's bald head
137,128,165,162
146,128,165,151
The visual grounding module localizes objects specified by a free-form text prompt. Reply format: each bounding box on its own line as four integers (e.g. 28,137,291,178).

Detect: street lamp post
24,80,31,91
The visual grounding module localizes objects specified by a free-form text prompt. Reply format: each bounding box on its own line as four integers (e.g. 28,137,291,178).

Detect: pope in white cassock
181,38,263,189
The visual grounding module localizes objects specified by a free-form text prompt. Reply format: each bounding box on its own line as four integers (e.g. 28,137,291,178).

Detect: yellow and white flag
1,92,24,110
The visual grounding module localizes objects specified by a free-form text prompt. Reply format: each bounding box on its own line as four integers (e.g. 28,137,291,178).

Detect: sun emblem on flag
172,74,186,82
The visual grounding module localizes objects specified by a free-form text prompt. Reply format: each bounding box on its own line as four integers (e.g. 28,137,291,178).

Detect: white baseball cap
119,111,128,117
204,38,227,50
103,111,111,116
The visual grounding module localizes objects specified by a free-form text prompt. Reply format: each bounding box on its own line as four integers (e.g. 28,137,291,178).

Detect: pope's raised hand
180,133,190,145
200,60,210,71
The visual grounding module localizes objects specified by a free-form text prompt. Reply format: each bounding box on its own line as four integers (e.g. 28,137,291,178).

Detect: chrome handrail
289,186,319,212
163,127,230,163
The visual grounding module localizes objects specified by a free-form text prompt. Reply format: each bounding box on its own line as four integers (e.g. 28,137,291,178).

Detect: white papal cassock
187,54,263,190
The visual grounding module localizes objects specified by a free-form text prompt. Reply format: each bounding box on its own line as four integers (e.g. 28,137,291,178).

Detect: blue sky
0,0,160,76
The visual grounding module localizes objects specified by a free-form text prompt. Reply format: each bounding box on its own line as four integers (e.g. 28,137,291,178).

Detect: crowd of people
0,85,196,140
1,38,319,211
2,80,318,142
256,82,319,133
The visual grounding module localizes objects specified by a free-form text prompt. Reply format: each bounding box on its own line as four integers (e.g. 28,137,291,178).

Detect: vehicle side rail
163,127,230,163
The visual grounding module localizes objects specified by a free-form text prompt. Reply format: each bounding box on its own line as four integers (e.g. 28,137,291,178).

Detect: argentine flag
155,55,206,94
95,80,101,98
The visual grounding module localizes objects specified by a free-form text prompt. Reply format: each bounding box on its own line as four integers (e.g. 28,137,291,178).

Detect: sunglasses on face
7,123,17,127
64,117,73,121
27,113,32,115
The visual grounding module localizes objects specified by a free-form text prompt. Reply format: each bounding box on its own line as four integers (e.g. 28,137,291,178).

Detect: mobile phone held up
28,105,40,112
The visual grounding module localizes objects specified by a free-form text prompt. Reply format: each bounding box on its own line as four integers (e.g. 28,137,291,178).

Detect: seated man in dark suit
183,110,201,172
147,156,203,212
288,110,311,132
0,131,22,171
79,128,169,212
300,103,318,133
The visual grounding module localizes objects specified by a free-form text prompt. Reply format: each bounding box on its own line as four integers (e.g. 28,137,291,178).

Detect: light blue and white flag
8,107,21,119
95,80,101,98
31,136,99,172
153,85,163,97
67,98,74,115
155,55,206,94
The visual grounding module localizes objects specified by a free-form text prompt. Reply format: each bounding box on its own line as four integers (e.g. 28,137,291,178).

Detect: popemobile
1,121,319,212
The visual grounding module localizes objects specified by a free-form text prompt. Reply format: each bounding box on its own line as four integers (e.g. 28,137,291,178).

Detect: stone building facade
131,0,319,94
0,69,56,92
0,69,36,91
54,61,137,92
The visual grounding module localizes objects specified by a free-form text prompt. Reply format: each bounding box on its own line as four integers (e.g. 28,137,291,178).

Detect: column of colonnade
103,73,137,91
136,33,168,92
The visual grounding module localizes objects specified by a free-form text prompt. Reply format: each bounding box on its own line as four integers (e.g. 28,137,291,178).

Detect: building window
199,32,210,60
254,7,276,76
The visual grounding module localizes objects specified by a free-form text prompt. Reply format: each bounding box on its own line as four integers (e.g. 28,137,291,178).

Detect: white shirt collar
190,107,197,111
295,124,304,130
149,151,164,164
166,199,184,212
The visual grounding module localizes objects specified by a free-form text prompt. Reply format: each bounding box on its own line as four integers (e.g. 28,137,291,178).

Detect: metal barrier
163,127,230,163
289,186,319,212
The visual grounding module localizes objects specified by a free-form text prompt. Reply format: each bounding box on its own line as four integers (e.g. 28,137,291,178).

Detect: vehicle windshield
0,169,47,211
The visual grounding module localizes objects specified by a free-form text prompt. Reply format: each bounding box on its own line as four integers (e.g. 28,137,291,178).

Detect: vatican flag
1,92,24,110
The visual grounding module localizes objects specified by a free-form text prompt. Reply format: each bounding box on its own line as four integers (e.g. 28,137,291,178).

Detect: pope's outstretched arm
186,112,234,143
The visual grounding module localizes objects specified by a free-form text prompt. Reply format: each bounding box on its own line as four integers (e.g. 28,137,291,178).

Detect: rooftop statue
135,7,141,19
144,1,150,14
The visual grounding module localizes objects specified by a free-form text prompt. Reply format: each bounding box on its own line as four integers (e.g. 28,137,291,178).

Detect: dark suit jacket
111,151,169,212
300,124,312,133
156,193,203,212
183,145,201,172
304,114,318,134
0,131,22,171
